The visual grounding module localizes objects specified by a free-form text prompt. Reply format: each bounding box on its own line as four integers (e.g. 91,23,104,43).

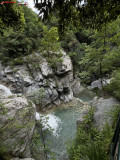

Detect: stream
36,89,95,160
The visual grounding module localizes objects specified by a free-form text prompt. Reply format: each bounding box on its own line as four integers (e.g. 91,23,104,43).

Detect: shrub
67,107,114,160
104,69,120,100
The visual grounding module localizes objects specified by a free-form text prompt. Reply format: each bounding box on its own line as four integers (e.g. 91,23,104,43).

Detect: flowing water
37,89,95,160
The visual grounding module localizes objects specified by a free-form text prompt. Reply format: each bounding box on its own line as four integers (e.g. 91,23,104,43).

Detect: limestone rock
34,73,43,82
88,78,111,90
40,62,53,77
61,55,72,72
0,84,12,98
72,79,83,96
4,66,13,74
42,88,58,107
15,66,33,87
56,51,72,75
60,89,73,103
0,92,36,157
0,51,77,108
91,97,120,129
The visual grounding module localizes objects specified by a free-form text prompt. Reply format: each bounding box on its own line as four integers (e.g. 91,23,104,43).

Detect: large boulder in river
91,96,120,129
0,86,36,158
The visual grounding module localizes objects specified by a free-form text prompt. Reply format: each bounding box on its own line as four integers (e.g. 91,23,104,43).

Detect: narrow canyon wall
0,51,82,109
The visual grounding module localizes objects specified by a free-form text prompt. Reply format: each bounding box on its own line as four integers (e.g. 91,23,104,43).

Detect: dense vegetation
0,2,120,160
67,105,120,160
34,0,120,33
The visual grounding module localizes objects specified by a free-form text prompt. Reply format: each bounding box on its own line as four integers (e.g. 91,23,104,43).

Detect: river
36,89,95,160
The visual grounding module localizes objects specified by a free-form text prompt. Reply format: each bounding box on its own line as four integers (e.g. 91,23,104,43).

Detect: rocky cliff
0,84,36,158
0,51,81,109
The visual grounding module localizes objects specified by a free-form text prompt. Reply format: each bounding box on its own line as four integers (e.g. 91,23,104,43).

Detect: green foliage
40,26,60,57
40,26,63,70
61,26,91,75
30,131,45,160
106,105,120,130
34,0,120,33
0,6,44,64
31,116,55,160
32,88,45,106
67,107,114,160
0,1,25,35
104,69,120,100
79,17,120,84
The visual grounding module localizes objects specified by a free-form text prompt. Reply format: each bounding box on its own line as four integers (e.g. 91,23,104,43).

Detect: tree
34,0,120,32
41,26,60,58
61,25,89,76
0,5,44,62
79,17,120,84
0,0,25,35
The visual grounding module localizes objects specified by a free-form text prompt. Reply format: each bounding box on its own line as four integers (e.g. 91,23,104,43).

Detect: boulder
60,89,73,103
34,73,43,82
15,66,33,87
0,84,12,98
42,88,58,107
0,92,36,157
72,79,83,96
40,62,53,77
91,97,120,129
77,102,91,126
88,78,111,90
56,52,72,75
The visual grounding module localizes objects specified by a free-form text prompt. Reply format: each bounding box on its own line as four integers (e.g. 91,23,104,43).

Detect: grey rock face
4,66,13,74
0,51,82,108
42,88,58,107
56,51,72,75
34,73,43,82
88,78,111,90
0,84,12,98
41,62,53,77
0,91,36,157
91,97,120,129
72,79,84,96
